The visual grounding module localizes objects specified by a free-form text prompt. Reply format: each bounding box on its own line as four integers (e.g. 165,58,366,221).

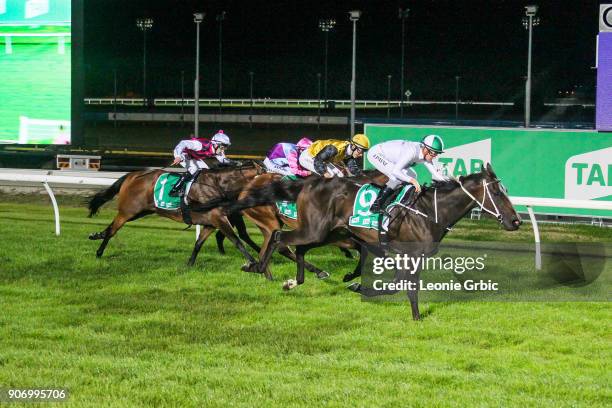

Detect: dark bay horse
223,164,521,320
194,170,388,281
87,163,265,267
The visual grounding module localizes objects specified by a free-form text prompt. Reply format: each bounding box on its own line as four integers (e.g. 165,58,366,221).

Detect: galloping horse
87,163,265,267
223,163,521,320
194,170,388,280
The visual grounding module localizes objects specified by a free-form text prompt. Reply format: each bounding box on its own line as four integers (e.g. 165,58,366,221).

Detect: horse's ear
254,160,265,173
486,162,497,178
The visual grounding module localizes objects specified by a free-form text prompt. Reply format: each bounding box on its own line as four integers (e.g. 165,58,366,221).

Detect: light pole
180,70,185,124
249,71,254,128
522,5,540,127
136,17,153,106
317,72,322,132
113,68,117,127
318,18,336,103
398,8,409,118
387,74,392,122
349,10,361,137
455,75,461,122
217,11,226,115
193,12,204,138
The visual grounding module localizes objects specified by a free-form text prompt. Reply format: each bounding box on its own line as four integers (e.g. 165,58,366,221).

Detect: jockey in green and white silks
367,134,450,213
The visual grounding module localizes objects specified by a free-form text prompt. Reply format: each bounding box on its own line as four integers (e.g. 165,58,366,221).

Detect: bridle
458,177,504,222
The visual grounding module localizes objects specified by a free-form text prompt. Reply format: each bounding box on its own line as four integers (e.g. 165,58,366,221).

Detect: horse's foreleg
295,245,309,285
231,213,261,253
189,226,216,266
257,230,282,277
407,270,421,321
278,245,329,280
216,217,258,271
215,231,226,255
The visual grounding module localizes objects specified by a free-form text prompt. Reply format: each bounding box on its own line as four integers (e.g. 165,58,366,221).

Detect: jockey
299,134,370,178
263,137,313,177
367,134,450,213
169,130,236,197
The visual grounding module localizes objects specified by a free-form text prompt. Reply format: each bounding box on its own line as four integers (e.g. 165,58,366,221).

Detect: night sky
84,0,603,102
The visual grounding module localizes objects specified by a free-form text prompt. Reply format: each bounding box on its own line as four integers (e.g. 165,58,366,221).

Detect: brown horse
194,170,388,280
87,163,265,268
221,164,521,320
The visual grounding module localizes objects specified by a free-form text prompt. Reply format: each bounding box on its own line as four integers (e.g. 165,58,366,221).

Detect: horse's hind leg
94,214,129,258
189,226,216,266
339,248,354,259
343,244,367,282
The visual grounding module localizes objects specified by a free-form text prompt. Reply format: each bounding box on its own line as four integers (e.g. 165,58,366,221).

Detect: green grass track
0,198,610,406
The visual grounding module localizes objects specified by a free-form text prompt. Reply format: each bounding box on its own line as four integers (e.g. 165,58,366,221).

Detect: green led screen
0,0,71,144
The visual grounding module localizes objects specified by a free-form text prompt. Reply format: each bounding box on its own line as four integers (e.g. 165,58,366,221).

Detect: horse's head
459,163,521,231
478,163,521,231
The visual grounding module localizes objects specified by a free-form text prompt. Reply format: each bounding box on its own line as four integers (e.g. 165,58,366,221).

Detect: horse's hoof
241,262,259,273
342,273,356,283
346,282,361,293
316,271,330,280
283,279,298,291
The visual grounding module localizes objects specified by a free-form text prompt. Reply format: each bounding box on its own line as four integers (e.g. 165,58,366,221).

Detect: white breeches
299,151,344,177
263,157,294,176
181,159,209,175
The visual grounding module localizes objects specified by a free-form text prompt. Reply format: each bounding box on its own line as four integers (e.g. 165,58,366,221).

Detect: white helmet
212,130,231,146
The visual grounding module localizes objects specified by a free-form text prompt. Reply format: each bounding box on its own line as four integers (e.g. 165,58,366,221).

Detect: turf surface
0,198,610,406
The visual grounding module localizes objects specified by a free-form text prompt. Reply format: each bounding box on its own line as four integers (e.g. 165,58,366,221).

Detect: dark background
83,0,602,103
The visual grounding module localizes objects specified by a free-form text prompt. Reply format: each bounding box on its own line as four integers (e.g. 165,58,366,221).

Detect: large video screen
0,0,71,144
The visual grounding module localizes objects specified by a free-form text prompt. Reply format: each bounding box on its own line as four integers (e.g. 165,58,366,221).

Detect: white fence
1,170,611,270
84,97,515,108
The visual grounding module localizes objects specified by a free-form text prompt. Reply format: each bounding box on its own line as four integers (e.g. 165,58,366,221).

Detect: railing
84,97,515,108
1,170,611,270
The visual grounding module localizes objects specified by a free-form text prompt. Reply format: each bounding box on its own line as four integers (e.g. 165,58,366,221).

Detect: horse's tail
87,174,129,217
227,177,306,213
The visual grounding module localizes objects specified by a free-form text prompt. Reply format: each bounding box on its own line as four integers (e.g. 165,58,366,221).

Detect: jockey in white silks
263,137,313,177
367,134,450,213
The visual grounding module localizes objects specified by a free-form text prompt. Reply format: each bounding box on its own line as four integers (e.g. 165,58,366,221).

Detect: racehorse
193,170,389,281
221,163,521,320
87,163,264,268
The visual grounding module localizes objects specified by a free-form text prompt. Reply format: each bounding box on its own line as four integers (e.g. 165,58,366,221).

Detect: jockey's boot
169,173,191,197
370,187,395,214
